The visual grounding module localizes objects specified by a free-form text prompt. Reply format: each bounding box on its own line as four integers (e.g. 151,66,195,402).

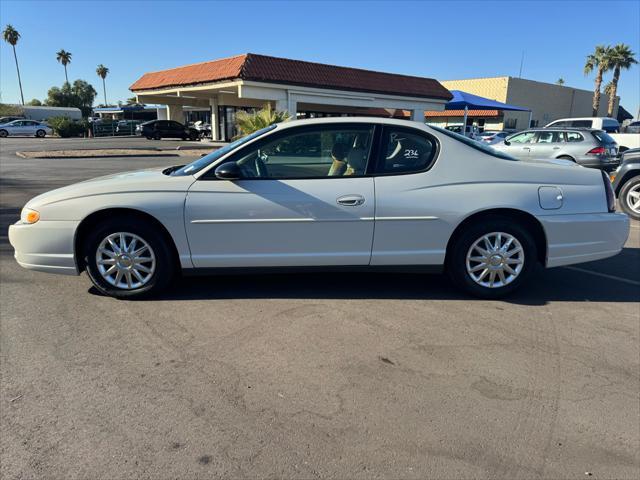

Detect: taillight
601,170,615,212
587,146,606,155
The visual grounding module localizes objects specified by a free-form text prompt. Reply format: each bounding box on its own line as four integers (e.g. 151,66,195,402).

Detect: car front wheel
447,218,537,298
619,175,640,220
0,130,8,138
84,219,175,299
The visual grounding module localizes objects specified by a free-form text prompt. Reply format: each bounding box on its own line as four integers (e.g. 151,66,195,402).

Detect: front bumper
540,212,630,268
8,220,80,275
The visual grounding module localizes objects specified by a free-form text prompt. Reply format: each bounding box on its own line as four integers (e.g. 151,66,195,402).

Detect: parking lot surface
1,137,639,479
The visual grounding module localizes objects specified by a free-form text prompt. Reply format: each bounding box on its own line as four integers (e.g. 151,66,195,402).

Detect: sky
1,0,639,115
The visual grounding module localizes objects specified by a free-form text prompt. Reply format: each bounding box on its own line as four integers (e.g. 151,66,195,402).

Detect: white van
545,117,620,133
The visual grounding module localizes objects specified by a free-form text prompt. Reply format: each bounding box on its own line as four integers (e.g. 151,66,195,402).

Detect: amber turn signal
21,208,40,224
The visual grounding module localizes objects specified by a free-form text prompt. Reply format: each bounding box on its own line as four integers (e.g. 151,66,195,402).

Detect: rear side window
566,131,584,142
570,120,592,128
592,130,616,144
378,127,436,174
430,125,516,161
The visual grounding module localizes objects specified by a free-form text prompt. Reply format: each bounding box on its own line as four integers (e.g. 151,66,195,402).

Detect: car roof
528,127,600,132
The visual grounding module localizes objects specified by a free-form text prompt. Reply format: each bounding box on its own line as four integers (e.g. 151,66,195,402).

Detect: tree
234,104,290,138
2,24,25,105
584,45,613,116
56,49,72,83
555,78,565,85
45,80,97,117
606,44,637,117
27,99,42,106
96,64,109,106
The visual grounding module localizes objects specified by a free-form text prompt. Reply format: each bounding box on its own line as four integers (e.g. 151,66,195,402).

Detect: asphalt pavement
1,137,638,479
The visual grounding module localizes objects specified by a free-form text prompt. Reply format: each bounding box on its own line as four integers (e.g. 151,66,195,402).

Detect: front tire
0,129,8,138
447,217,537,299
84,219,175,299
619,175,640,220
153,132,162,140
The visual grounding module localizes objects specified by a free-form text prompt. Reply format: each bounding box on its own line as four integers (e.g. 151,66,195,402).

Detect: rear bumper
540,212,630,267
8,220,79,275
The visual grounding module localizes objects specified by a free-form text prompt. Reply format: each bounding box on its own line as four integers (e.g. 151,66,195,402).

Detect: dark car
137,120,199,141
611,148,640,220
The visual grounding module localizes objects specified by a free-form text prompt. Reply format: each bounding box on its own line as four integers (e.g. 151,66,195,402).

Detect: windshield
428,125,517,161
170,124,278,176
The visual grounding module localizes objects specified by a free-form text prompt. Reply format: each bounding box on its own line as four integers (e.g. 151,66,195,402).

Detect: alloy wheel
626,183,640,214
466,232,525,288
95,232,156,290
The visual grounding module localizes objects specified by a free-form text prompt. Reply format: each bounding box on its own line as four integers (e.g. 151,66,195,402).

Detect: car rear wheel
84,219,175,299
447,218,537,298
36,129,46,138
0,130,8,138
557,155,575,162
619,175,640,220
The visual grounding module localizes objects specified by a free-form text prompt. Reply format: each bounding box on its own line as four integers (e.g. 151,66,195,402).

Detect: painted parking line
563,266,640,287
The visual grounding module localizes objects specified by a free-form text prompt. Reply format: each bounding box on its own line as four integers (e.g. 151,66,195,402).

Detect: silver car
8,117,629,299
492,128,619,169
0,119,53,138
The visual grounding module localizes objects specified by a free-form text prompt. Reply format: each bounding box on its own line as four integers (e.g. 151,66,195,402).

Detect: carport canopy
446,90,530,111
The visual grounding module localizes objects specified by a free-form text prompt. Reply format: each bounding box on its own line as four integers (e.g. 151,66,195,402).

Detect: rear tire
619,175,640,221
36,129,46,138
447,217,538,299
84,218,176,299
557,155,575,162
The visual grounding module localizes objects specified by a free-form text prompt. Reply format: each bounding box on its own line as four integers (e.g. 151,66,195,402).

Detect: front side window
508,131,536,144
218,125,374,179
378,127,436,174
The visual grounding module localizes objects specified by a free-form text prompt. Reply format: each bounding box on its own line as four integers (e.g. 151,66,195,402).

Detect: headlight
20,208,40,224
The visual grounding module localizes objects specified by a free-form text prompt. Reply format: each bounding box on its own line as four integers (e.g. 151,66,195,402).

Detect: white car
0,119,53,138
8,117,629,299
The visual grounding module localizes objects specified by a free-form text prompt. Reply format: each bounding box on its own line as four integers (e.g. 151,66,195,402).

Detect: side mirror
504,140,511,146
215,161,241,180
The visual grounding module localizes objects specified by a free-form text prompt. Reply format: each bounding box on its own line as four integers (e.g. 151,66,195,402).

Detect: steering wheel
237,154,269,178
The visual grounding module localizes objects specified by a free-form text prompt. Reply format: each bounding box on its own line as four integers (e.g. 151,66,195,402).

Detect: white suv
545,117,620,133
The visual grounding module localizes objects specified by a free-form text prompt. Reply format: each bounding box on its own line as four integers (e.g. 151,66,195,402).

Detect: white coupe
9,117,629,299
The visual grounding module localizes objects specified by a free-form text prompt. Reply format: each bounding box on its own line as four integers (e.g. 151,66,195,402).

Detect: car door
8,120,26,136
503,131,537,159
23,121,38,136
185,123,376,267
369,125,442,265
529,130,565,158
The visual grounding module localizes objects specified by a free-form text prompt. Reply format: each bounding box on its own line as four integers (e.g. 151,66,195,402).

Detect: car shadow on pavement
89,247,639,305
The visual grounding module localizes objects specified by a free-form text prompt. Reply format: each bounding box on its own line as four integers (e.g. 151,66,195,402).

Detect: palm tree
234,104,291,138
555,78,565,86
56,49,72,83
96,64,109,106
606,44,637,117
2,24,25,105
584,45,613,116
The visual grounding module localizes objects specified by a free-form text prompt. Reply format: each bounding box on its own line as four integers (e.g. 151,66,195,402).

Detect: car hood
26,167,195,209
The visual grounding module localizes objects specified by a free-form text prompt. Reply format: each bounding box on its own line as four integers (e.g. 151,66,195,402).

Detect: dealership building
130,53,452,141
436,76,619,131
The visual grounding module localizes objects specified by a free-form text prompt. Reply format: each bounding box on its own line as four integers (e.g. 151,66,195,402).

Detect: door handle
337,195,365,206
552,146,560,150
523,147,531,151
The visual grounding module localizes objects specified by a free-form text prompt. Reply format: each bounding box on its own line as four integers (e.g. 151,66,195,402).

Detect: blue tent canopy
446,90,530,111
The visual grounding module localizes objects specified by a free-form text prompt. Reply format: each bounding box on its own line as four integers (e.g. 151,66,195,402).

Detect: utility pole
518,51,525,78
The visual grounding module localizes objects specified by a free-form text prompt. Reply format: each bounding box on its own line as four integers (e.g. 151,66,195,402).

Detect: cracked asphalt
1,137,639,479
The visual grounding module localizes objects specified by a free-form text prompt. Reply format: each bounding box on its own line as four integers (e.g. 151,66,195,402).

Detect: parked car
611,148,640,220
116,120,142,135
9,117,628,299
492,128,619,169
0,119,53,138
137,120,199,140
0,115,26,124
545,117,620,133
444,125,479,139
623,121,640,134
477,131,510,144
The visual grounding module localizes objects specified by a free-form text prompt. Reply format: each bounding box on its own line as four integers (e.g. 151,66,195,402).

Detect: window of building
504,118,518,129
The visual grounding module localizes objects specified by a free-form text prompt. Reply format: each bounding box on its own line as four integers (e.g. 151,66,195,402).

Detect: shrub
234,104,290,138
47,116,87,138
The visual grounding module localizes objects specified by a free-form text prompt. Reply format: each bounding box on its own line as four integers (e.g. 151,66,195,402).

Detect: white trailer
610,133,640,152
7,105,82,122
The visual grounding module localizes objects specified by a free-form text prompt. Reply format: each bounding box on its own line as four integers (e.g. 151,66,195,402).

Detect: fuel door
538,186,563,210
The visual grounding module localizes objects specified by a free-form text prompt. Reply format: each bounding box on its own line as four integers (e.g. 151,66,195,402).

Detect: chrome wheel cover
95,232,156,290
626,183,640,214
466,232,524,288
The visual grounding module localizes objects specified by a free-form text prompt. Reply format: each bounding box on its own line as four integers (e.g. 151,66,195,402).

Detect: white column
411,109,424,122
166,104,184,122
209,97,219,141
276,93,297,118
